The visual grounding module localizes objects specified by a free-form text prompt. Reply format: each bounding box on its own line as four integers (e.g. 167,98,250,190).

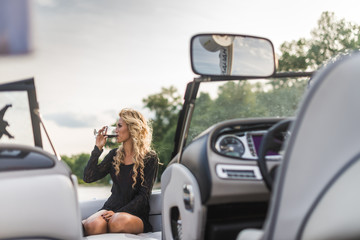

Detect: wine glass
93,126,117,138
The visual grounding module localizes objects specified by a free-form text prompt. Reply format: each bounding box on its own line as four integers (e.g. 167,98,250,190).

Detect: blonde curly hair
113,108,154,188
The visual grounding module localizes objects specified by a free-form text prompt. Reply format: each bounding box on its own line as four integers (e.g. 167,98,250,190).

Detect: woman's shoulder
146,149,157,157
144,150,159,164
108,147,118,156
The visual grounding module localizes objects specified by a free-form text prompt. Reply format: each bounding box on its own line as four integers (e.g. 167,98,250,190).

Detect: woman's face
115,117,131,143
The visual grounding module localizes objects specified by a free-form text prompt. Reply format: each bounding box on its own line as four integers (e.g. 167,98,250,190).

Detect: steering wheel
257,119,292,191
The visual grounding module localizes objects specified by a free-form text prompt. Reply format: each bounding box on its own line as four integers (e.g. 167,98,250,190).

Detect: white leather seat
80,190,162,240
238,52,360,240
0,144,83,240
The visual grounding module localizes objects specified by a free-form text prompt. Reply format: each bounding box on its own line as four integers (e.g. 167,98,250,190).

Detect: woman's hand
95,126,108,150
101,210,114,222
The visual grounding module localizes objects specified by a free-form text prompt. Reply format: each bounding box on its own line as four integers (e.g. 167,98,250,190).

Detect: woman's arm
83,146,115,183
117,154,159,215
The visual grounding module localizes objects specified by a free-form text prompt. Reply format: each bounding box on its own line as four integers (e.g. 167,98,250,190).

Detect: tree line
62,12,360,184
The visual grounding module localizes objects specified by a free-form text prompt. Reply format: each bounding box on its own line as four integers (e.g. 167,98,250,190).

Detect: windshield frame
0,78,42,148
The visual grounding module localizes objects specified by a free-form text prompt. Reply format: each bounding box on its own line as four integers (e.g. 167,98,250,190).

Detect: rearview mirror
191,34,276,78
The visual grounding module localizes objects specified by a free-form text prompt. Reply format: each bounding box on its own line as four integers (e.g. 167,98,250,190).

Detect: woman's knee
108,213,129,233
83,215,107,235
108,213,143,234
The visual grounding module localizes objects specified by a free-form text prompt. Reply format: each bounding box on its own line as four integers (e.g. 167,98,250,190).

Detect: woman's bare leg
82,210,108,236
108,212,144,234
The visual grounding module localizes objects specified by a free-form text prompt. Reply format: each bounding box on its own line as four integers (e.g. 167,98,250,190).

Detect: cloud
44,112,99,128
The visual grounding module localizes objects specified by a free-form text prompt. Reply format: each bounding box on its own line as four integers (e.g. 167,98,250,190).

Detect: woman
82,108,159,236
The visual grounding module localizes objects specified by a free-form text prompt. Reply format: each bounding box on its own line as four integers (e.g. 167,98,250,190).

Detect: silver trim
216,164,262,180
183,184,195,212
214,130,282,161
215,134,246,157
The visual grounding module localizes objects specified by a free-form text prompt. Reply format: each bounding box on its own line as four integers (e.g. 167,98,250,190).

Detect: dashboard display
251,134,278,156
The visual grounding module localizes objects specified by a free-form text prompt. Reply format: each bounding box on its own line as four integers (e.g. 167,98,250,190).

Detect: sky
1,0,360,156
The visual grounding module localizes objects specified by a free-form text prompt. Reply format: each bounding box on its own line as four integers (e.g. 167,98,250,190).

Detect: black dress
83,146,159,233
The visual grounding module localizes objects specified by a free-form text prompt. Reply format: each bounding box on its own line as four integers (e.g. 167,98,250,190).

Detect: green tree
143,86,182,142
258,79,308,117
215,81,260,118
278,11,360,72
142,86,182,177
156,124,177,177
186,92,214,143
62,153,111,185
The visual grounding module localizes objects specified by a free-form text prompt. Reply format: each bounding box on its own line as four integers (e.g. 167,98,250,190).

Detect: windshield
186,76,309,145
0,92,34,145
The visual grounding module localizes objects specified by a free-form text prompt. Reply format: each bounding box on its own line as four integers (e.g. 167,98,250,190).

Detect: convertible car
1,34,359,240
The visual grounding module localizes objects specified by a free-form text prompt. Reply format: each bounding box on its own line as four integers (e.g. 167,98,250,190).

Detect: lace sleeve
83,146,114,183
117,154,159,215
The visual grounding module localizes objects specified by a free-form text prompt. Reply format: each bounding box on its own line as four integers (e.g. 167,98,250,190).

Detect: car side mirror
190,34,276,78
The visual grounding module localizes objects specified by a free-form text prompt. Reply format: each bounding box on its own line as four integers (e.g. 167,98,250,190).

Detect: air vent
216,164,262,180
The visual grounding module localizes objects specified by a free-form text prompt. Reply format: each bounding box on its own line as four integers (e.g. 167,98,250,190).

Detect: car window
0,91,34,145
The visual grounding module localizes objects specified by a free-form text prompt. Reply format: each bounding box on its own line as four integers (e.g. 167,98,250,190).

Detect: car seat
238,52,360,240
0,144,83,240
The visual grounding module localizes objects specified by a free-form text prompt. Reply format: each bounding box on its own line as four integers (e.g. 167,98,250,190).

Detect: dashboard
180,118,287,205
